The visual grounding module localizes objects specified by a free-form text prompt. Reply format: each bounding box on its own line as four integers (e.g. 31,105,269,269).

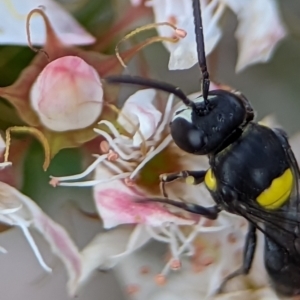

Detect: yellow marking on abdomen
205,169,217,191
257,168,293,209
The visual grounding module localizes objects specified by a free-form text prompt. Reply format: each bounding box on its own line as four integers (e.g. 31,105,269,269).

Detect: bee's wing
234,141,300,252
237,129,300,251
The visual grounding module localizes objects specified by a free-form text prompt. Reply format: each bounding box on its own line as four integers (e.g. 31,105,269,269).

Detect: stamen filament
98,120,124,139
9,214,52,273
94,129,141,160
57,173,131,187
146,225,171,243
130,135,173,179
50,154,108,182
161,223,200,276
103,160,126,174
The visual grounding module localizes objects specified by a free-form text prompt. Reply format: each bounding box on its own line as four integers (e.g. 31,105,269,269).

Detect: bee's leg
216,223,257,293
160,170,207,197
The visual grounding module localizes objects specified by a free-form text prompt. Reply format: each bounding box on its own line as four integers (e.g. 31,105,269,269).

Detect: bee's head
170,90,254,155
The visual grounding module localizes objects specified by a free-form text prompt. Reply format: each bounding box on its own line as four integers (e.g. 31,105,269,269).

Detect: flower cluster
0,1,293,300
135,0,287,71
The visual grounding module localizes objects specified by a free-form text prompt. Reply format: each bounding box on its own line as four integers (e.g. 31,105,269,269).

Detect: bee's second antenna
192,0,210,104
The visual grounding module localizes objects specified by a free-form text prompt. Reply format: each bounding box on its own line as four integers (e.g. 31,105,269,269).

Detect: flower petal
117,89,162,146
0,7,139,156
76,226,132,294
30,56,103,131
78,224,151,294
93,168,194,229
221,0,287,71
0,182,81,293
0,0,95,45
150,0,224,70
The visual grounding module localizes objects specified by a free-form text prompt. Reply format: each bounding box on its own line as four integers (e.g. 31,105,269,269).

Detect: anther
154,274,167,286
126,284,140,295
140,266,150,275
124,177,135,186
107,150,119,161
160,174,167,181
49,178,59,187
175,28,187,39
170,259,181,271
100,140,110,153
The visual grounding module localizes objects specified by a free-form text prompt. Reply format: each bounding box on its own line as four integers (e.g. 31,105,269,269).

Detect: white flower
0,0,95,46
49,88,254,296
147,0,286,71
0,182,82,293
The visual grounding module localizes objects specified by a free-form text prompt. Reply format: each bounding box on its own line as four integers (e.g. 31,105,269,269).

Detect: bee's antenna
106,75,196,109
193,0,210,105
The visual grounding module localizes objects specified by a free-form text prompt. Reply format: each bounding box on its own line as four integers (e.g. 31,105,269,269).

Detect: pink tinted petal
78,225,151,295
94,187,194,229
78,225,150,295
222,0,287,71
0,182,81,293
0,0,95,46
94,164,194,228
118,89,162,146
30,56,103,131
34,213,81,293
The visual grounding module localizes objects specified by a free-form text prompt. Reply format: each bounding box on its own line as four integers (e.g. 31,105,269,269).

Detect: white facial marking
172,95,215,123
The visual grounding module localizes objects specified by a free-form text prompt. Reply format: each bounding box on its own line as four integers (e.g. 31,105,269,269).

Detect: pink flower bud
30,56,103,132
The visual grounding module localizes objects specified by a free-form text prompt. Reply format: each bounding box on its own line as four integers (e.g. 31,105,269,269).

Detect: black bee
106,0,300,296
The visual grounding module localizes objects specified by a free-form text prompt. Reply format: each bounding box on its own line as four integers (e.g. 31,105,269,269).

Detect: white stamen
50,154,108,182
146,146,155,155
0,204,22,214
155,94,174,139
99,121,137,147
161,222,201,276
172,223,194,255
103,160,126,174
115,137,134,146
57,172,131,187
9,214,52,273
98,120,123,139
146,225,171,244
104,159,134,172
94,129,141,160
169,224,180,260
130,135,173,179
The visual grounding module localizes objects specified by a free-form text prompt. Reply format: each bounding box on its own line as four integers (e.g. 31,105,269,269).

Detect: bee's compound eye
170,117,206,154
